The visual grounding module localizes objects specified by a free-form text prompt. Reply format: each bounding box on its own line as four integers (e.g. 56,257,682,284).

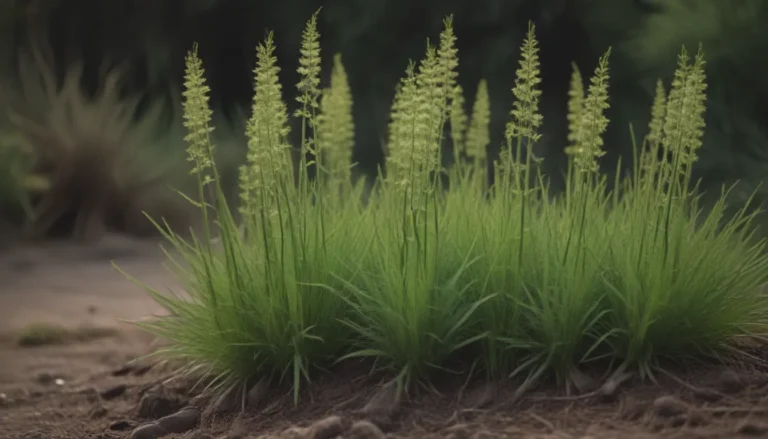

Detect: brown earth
1,235,768,439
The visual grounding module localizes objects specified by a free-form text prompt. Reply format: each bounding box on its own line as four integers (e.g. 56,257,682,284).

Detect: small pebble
718,369,745,393
130,422,167,439
281,426,309,439
651,395,689,418
109,420,136,431
306,415,345,439
347,420,386,439
137,390,181,419
156,406,200,434
100,384,127,400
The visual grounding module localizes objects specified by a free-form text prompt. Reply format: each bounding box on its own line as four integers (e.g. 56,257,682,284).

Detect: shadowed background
1,0,766,243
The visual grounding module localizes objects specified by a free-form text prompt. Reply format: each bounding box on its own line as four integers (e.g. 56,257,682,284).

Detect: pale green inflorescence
317,54,355,183
498,22,543,185
239,33,292,216
642,79,667,175
505,23,543,146
662,46,707,180
647,79,667,147
387,62,423,189
386,17,460,195
566,49,611,175
295,10,323,164
566,64,585,147
449,84,467,159
181,43,216,187
465,79,490,165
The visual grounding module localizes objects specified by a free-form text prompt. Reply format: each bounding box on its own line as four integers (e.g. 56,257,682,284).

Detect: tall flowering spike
387,62,421,187
565,48,611,175
642,79,667,174
182,43,215,184
317,54,355,183
240,32,292,214
566,64,585,146
449,84,467,157
647,79,667,147
466,79,490,164
437,15,459,112
662,45,708,175
505,21,543,144
295,9,322,121
414,43,443,176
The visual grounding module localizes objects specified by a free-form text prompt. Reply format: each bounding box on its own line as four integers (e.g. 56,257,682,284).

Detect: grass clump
124,12,768,404
1,25,190,240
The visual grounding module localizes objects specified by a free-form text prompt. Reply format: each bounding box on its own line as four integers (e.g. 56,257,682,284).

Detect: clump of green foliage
1,24,191,240
125,12,768,404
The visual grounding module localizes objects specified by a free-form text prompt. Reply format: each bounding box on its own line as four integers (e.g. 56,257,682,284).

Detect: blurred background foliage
0,0,766,242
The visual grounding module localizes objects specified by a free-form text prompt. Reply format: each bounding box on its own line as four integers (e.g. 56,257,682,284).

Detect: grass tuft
122,14,768,406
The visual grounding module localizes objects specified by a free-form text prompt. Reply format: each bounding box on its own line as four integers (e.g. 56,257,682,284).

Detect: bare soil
1,235,768,439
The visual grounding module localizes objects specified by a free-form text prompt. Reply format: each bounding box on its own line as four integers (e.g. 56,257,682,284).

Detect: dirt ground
1,235,768,439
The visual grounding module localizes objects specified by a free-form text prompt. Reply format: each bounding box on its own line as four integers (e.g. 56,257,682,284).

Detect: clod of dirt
133,364,154,376
109,420,136,431
130,422,168,439
461,382,498,409
156,406,201,434
112,364,135,376
346,420,386,439
137,387,183,419
651,395,690,418
306,415,346,439
360,380,401,418
718,369,745,394
100,383,128,400
246,376,270,409
735,420,768,436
